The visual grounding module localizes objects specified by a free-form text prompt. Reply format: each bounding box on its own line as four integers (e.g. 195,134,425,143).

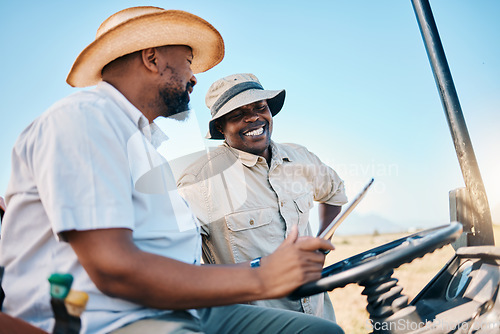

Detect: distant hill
333,206,500,236
334,213,407,236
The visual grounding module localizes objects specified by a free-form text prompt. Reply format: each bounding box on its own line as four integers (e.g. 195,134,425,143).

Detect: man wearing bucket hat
0,6,344,334
177,73,348,321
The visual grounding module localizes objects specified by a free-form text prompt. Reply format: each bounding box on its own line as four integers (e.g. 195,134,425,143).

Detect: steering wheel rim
290,222,463,299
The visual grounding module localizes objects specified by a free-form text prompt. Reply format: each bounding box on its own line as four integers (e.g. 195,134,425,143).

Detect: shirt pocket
293,192,314,235
225,208,273,231
224,208,278,262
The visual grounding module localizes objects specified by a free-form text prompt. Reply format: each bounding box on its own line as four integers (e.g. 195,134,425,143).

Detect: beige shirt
177,141,347,320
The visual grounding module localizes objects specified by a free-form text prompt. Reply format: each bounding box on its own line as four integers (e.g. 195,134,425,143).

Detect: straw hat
206,73,285,139
66,6,224,87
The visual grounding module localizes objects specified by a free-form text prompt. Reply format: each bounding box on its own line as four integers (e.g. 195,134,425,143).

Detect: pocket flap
294,193,314,213
225,208,273,232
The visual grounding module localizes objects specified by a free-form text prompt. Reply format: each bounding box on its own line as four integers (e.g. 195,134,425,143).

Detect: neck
102,56,159,123
103,79,157,123
262,147,272,166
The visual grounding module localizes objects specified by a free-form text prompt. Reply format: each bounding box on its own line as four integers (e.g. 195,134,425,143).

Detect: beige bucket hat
66,6,225,87
206,73,285,139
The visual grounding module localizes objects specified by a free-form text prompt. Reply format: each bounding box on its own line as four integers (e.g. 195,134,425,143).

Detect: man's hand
64,225,334,309
255,225,334,299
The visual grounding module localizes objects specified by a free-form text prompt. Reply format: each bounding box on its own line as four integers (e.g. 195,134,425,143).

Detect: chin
246,142,270,156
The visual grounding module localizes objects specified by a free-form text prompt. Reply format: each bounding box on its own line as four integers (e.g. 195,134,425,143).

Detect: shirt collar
224,142,260,167
96,81,150,136
223,141,291,168
270,141,292,164
149,122,170,149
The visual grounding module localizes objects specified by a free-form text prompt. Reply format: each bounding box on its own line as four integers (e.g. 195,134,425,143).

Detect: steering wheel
290,222,462,299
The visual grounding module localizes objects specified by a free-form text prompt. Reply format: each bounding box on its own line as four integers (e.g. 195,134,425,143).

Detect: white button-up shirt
0,82,201,334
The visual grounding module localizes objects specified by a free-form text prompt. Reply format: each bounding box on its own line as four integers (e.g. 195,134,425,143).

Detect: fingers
285,259,325,284
300,266,324,283
299,249,328,265
258,226,335,298
295,236,335,252
282,225,334,252
283,224,299,245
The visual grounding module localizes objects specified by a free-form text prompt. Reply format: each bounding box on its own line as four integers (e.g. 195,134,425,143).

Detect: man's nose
244,112,259,122
190,74,197,87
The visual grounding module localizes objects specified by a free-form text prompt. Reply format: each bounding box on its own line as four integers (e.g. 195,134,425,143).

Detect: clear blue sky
1,1,499,232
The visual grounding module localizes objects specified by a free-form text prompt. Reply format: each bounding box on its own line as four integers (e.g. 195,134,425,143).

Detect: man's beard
159,82,193,121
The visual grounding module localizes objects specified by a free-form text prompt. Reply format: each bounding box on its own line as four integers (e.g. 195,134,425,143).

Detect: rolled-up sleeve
301,148,348,206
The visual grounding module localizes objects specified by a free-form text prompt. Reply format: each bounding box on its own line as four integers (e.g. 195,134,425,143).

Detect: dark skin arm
318,203,342,235
64,225,334,310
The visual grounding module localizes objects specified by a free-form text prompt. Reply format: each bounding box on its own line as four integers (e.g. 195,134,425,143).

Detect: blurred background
1,0,499,234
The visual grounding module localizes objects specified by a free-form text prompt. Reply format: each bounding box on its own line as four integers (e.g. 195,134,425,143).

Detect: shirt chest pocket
224,208,280,262
293,192,314,234
225,209,273,231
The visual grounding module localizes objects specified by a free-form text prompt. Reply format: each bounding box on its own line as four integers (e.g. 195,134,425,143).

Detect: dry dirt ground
326,224,500,333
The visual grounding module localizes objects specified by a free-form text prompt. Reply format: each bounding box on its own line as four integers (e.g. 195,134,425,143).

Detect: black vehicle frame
292,1,499,333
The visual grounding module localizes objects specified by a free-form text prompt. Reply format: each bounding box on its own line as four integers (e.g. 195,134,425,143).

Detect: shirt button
303,298,308,303
249,219,254,225
280,201,284,207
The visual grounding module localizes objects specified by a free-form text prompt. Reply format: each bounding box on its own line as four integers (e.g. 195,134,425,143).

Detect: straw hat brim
207,89,285,139
67,10,224,87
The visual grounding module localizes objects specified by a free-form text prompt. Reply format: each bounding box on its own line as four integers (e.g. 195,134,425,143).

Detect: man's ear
215,120,224,135
141,48,160,73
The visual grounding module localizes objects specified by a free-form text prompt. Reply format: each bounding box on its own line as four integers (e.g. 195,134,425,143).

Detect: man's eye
229,113,242,120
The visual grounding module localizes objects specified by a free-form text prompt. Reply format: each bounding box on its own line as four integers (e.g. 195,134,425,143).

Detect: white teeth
244,127,264,136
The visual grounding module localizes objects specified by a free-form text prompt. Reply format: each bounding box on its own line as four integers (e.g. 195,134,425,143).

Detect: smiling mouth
243,125,265,137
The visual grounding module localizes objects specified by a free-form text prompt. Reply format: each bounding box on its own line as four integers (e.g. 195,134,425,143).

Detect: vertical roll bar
411,0,494,245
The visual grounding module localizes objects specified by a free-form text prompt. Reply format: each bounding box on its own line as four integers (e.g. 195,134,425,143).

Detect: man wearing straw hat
177,73,347,321
0,6,344,334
